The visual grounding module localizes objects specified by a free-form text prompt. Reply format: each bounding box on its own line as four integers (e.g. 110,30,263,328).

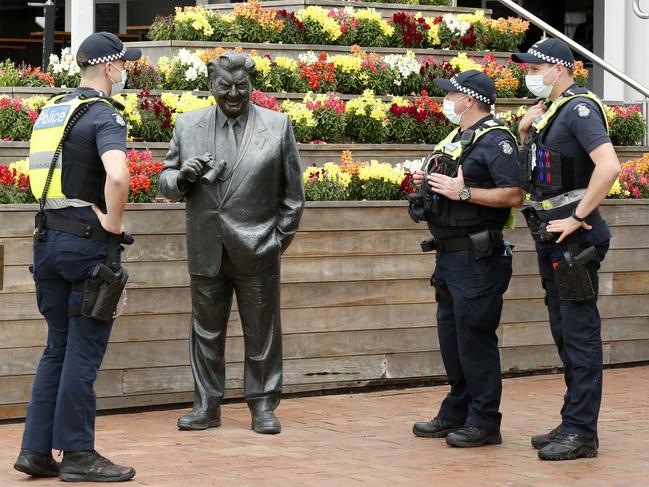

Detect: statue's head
207,52,256,119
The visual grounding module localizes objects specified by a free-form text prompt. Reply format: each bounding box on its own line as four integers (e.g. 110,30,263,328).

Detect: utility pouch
552,246,598,302
468,229,494,259
80,263,129,321
522,206,558,244
420,238,436,253
431,274,453,307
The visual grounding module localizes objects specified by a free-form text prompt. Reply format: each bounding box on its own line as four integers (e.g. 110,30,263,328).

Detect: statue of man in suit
158,52,305,435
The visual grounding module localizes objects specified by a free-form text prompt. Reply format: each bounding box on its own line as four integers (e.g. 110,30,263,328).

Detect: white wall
594,0,649,102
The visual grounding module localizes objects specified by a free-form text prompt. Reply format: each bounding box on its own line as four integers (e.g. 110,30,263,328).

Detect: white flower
395,158,425,173
185,66,198,81
384,51,421,79
298,51,318,64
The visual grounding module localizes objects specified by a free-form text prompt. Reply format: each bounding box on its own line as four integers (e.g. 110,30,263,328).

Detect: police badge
499,140,514,155
575,103,591,118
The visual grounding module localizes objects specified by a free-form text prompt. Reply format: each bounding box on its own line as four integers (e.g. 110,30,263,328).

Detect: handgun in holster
552,244,599,302
79,263,129,321
521,206,558,243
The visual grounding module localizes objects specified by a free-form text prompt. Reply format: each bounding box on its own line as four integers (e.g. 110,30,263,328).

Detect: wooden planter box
0,201,648,419
205,0,485,19
1,141,647,166
123,40,514,65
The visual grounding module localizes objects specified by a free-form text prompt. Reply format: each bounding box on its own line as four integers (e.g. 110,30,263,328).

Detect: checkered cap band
86,47,127,66
450,77,493,105
527,48,574,69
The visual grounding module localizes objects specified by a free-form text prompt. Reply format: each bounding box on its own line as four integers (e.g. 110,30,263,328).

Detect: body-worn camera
200,154,228,186
408,153,460,223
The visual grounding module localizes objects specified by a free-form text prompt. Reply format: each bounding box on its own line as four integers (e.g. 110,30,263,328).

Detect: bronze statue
158,52,305,434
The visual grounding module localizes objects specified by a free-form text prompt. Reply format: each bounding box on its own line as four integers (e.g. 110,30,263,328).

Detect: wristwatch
459,186,471,202
572,207,588,222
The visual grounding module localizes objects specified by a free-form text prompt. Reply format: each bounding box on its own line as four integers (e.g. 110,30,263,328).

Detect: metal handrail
496,0,649,145
633,0,649,19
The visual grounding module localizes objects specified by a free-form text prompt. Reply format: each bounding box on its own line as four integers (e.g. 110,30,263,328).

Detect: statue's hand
179,157,206,183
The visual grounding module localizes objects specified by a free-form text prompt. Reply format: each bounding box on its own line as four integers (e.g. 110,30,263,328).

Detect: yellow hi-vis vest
427,120,517,229
432,119,516,160
28,94,115,207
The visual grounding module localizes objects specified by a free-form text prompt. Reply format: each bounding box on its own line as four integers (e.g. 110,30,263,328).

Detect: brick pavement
1,366,648,487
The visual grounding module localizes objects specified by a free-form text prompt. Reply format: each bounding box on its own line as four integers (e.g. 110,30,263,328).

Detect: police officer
512,38,620,461
410,70,523,448
13,33,140,481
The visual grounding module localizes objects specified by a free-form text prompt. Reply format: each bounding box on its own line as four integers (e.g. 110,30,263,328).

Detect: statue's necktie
226,118,240,164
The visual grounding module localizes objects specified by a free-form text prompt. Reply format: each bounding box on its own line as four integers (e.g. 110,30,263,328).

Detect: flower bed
147,2,528,52
2,89,643,148
608,154,649,199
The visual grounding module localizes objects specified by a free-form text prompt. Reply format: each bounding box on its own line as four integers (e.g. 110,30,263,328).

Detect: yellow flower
425,21,441,46
331,54,362,73
158,56,170,75
345,90,388,121
297,6,342,41
390,96,411,108
449,53,482,72
251,55,271,76
281,101,317,127
608,178,622,197
458,10,485,24
24,95,49,111
358,160,403,185
355,8,394,37
175,6,215,38
322,162,352,187
173,92,215,113
8,159,29,180
275,56,299,72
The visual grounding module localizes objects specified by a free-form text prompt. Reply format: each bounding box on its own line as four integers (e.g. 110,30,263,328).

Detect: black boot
531,425,560,449
413,417,463,438
59,450,135,482
251,410,281,435
532,426,599,450
13,449,59,477
538,433,598,461
446,426,502,448
177,406,222,431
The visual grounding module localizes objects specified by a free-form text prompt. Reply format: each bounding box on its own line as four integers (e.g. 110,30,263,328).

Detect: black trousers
188,247,282,415
433,248,512,432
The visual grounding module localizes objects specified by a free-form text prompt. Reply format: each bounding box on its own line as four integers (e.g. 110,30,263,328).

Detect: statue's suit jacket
158,104,305,277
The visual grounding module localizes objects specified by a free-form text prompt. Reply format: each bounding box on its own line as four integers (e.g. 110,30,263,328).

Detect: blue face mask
443,94,469,125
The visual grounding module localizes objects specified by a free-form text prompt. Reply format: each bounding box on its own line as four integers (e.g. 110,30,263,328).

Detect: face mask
108,63,127,96
525,66,558,98
443,95,469,125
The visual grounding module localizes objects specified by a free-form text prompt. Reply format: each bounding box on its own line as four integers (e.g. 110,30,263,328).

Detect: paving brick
1,366,648,486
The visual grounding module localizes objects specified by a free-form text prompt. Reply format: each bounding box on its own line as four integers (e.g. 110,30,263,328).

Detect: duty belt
35,211,134,270
527,189,587,211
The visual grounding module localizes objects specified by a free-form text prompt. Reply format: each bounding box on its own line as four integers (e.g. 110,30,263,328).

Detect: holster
76,263,129,321
522,206,558,244
552,243,598,302
431,275,453,308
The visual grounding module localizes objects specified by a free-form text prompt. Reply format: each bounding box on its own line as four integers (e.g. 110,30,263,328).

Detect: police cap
76,32,142,67
511,38,575,69
434,69,497,105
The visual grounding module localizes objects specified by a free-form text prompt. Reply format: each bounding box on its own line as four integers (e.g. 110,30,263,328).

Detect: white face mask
108,63,127,96
525,66,558,98
443,95,469,125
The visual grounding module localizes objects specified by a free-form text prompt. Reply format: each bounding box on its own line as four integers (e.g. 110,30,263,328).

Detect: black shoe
59,450,135,482
531,425,561,449
532,426,599,450
413,417,463,438
538,432,598,461
446,426,502,448
251,410,281,435
177,406,222,431
13,449,59,477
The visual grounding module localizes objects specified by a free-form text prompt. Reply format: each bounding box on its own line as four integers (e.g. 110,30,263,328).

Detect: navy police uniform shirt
535,84,610,217
62,87,127,157
540,85,610,164
430,115,521,239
